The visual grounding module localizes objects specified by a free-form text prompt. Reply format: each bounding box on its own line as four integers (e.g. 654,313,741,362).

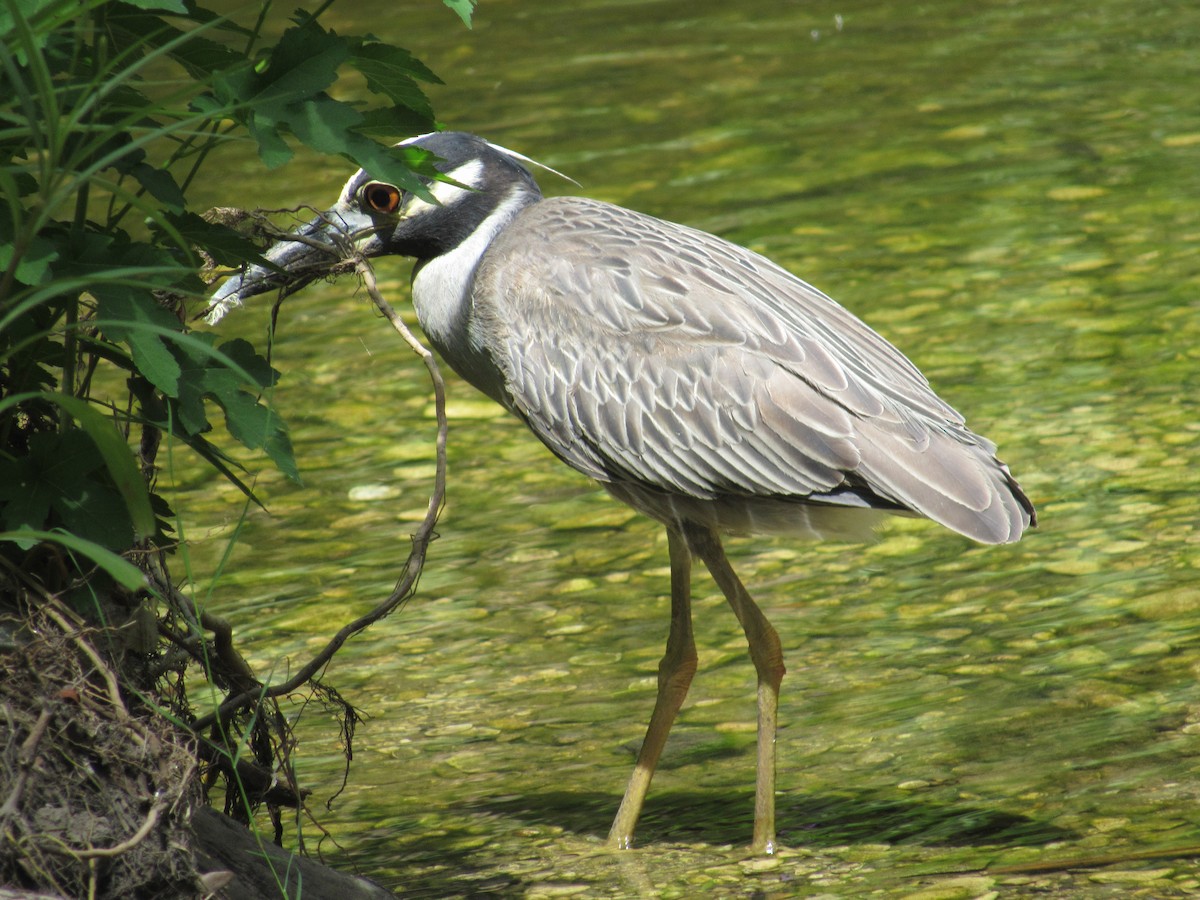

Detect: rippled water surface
182,0,1200,895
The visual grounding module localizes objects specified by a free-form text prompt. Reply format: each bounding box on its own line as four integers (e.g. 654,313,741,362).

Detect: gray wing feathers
471,197,1032,544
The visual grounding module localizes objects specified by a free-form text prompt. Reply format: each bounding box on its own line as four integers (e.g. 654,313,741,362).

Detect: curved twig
192,246,448,734
66,801,167,860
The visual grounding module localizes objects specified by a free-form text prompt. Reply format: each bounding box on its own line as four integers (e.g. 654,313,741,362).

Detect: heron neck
411,184,540,394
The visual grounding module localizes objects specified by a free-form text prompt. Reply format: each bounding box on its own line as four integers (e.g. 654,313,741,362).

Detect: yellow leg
685,522,785,854
608,527,697,849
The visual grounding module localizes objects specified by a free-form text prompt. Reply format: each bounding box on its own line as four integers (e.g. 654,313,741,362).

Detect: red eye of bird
361,182,401,213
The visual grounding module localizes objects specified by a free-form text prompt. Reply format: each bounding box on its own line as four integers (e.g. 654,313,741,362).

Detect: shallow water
181,0,1200,894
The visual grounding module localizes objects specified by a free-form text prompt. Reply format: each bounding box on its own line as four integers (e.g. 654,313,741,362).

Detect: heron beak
206,207,381,324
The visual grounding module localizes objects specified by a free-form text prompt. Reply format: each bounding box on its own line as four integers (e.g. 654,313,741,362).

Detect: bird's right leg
685,521,785,855
608,525,698,849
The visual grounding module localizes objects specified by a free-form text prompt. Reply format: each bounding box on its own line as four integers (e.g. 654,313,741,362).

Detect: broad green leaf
352,106,436,138
284,95,438,199
0,453,55,534
0,429,134,552
103,5,242,79
188,91,222,117
0,529,146,590
55,478,135,551
0,231,59,287
125,372,266,505
208,21,350,166
279,92,365,155
51,232,188,395
167,335,298,481
352,42,442,84
350,43,441,118
353,68,433,120
442,0,476,29
159,211,269,268
248,20,349,116
217,336,279,388
46,392,157,542
172,332,230,434
126,162,186,212
94,286,184,396
248,117,294,168
216,387,298,481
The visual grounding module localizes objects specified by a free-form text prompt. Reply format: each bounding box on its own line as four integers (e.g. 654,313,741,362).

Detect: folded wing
469,197,1033,544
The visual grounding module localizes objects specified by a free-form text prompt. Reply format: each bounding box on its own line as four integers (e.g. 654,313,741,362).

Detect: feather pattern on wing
459,197,1032,544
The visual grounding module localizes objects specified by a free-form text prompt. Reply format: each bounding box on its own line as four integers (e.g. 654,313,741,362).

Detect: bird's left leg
685,521,785,854
608,525,697,849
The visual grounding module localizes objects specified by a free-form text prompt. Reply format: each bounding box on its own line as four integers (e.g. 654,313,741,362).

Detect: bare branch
191,236,448,735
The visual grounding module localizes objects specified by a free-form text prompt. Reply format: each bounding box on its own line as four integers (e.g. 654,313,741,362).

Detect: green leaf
122,0,187,12
159,211,269,268
46,392,157,542
274,94,432,198
353,105,439,138
0,429,134,552
94,285,184,396
168,335,298,481
0,453,54,534
0,231,59,287
228,19,349,117
442,0,476,29
217,336,279,388
212,21,354,167
282,92,365,154
126,373,265,506
50,231,188,395
349,43,441,118
0,529,146,590
216,386,298,481
352,41,442,84
283,95,438,198
103,6,245,79
55,477,135,551
247,117,295,168
172,332,229,434
125,162,186,212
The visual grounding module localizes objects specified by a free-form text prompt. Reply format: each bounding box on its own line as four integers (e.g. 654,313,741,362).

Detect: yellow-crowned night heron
210,131,1035,853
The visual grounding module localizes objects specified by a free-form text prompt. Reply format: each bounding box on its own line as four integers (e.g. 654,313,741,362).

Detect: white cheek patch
397,132,435,147
403,159,486,218
338,171,366,207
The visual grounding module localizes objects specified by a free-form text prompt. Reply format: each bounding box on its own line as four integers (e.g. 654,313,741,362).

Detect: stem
61,183,90,405
191,250,449,735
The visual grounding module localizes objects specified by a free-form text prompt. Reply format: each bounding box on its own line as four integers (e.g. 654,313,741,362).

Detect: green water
181,0,1200,895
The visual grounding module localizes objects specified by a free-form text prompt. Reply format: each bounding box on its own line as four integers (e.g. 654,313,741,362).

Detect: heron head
206,132,543,323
